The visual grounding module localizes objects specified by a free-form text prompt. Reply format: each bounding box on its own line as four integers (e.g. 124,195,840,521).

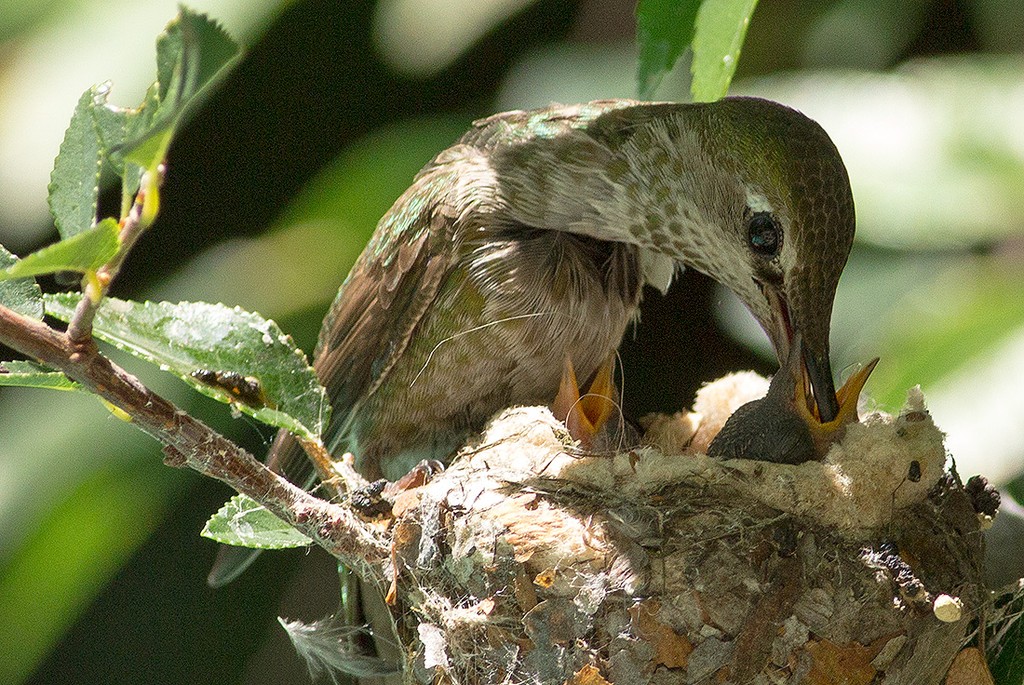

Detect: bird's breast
466,224,644,396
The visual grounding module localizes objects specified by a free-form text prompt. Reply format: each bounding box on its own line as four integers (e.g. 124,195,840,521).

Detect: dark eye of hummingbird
747,211,782,258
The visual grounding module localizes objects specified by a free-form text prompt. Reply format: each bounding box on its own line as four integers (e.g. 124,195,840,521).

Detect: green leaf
121,102,168,174
90,94,132,173
0,245,43,319
691,0,759,102
91,100,145,205
42,10,240,281
47,83,139,224
44,294,329,439
0,219,120,281
48,87,104,239
635,0,701,100
124,9,240,170
158,7,240,105
0,361,82,392
202,494,312,549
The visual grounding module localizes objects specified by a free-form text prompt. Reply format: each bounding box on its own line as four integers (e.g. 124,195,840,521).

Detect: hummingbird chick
708,336,878,464
210,96,858,586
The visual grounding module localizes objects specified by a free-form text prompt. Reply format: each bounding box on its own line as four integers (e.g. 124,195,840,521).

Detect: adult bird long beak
762,286,841,424
803,344,840,424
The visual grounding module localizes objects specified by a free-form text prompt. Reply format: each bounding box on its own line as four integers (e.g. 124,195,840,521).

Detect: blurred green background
2,0,1024,683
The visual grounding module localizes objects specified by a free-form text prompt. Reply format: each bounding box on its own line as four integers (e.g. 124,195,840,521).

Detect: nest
330,377,991,684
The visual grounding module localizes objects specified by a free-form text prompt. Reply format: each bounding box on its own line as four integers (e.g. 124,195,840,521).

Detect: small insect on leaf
191,369,272,409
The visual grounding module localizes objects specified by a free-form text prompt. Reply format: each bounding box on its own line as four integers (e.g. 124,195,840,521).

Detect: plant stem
67,165,165,344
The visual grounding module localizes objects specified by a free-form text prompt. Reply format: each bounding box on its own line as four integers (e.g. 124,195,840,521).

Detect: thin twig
0,302,389,579
67,165,165,344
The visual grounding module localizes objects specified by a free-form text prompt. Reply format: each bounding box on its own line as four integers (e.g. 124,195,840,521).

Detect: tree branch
0,302,388,579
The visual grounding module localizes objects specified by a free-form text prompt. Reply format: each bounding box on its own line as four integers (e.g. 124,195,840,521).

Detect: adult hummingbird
209,96,858,585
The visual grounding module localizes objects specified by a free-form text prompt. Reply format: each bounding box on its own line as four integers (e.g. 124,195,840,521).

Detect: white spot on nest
933,594,963,623
825,464,853,496
418,623,450,670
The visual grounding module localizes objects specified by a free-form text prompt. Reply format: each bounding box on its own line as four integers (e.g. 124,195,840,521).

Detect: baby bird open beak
795,343,878,458
708,336,877,463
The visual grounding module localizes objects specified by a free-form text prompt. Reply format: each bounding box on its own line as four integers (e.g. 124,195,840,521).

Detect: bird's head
701,97,856,425
612,97,856,428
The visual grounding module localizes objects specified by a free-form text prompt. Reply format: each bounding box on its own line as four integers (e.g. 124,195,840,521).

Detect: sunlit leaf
691,0,759,102
44,8,242,245
47,87,104,239
0,219,119,281
635,0,701,100
44,294,329,439
122,94,172,172
0,245,43,319
123,9,240,170
158,7,240,105
0,361,82,392
202,494,312,549
90,96,134,181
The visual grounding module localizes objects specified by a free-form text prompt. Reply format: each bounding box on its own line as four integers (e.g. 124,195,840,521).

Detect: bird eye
747,212,781,257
